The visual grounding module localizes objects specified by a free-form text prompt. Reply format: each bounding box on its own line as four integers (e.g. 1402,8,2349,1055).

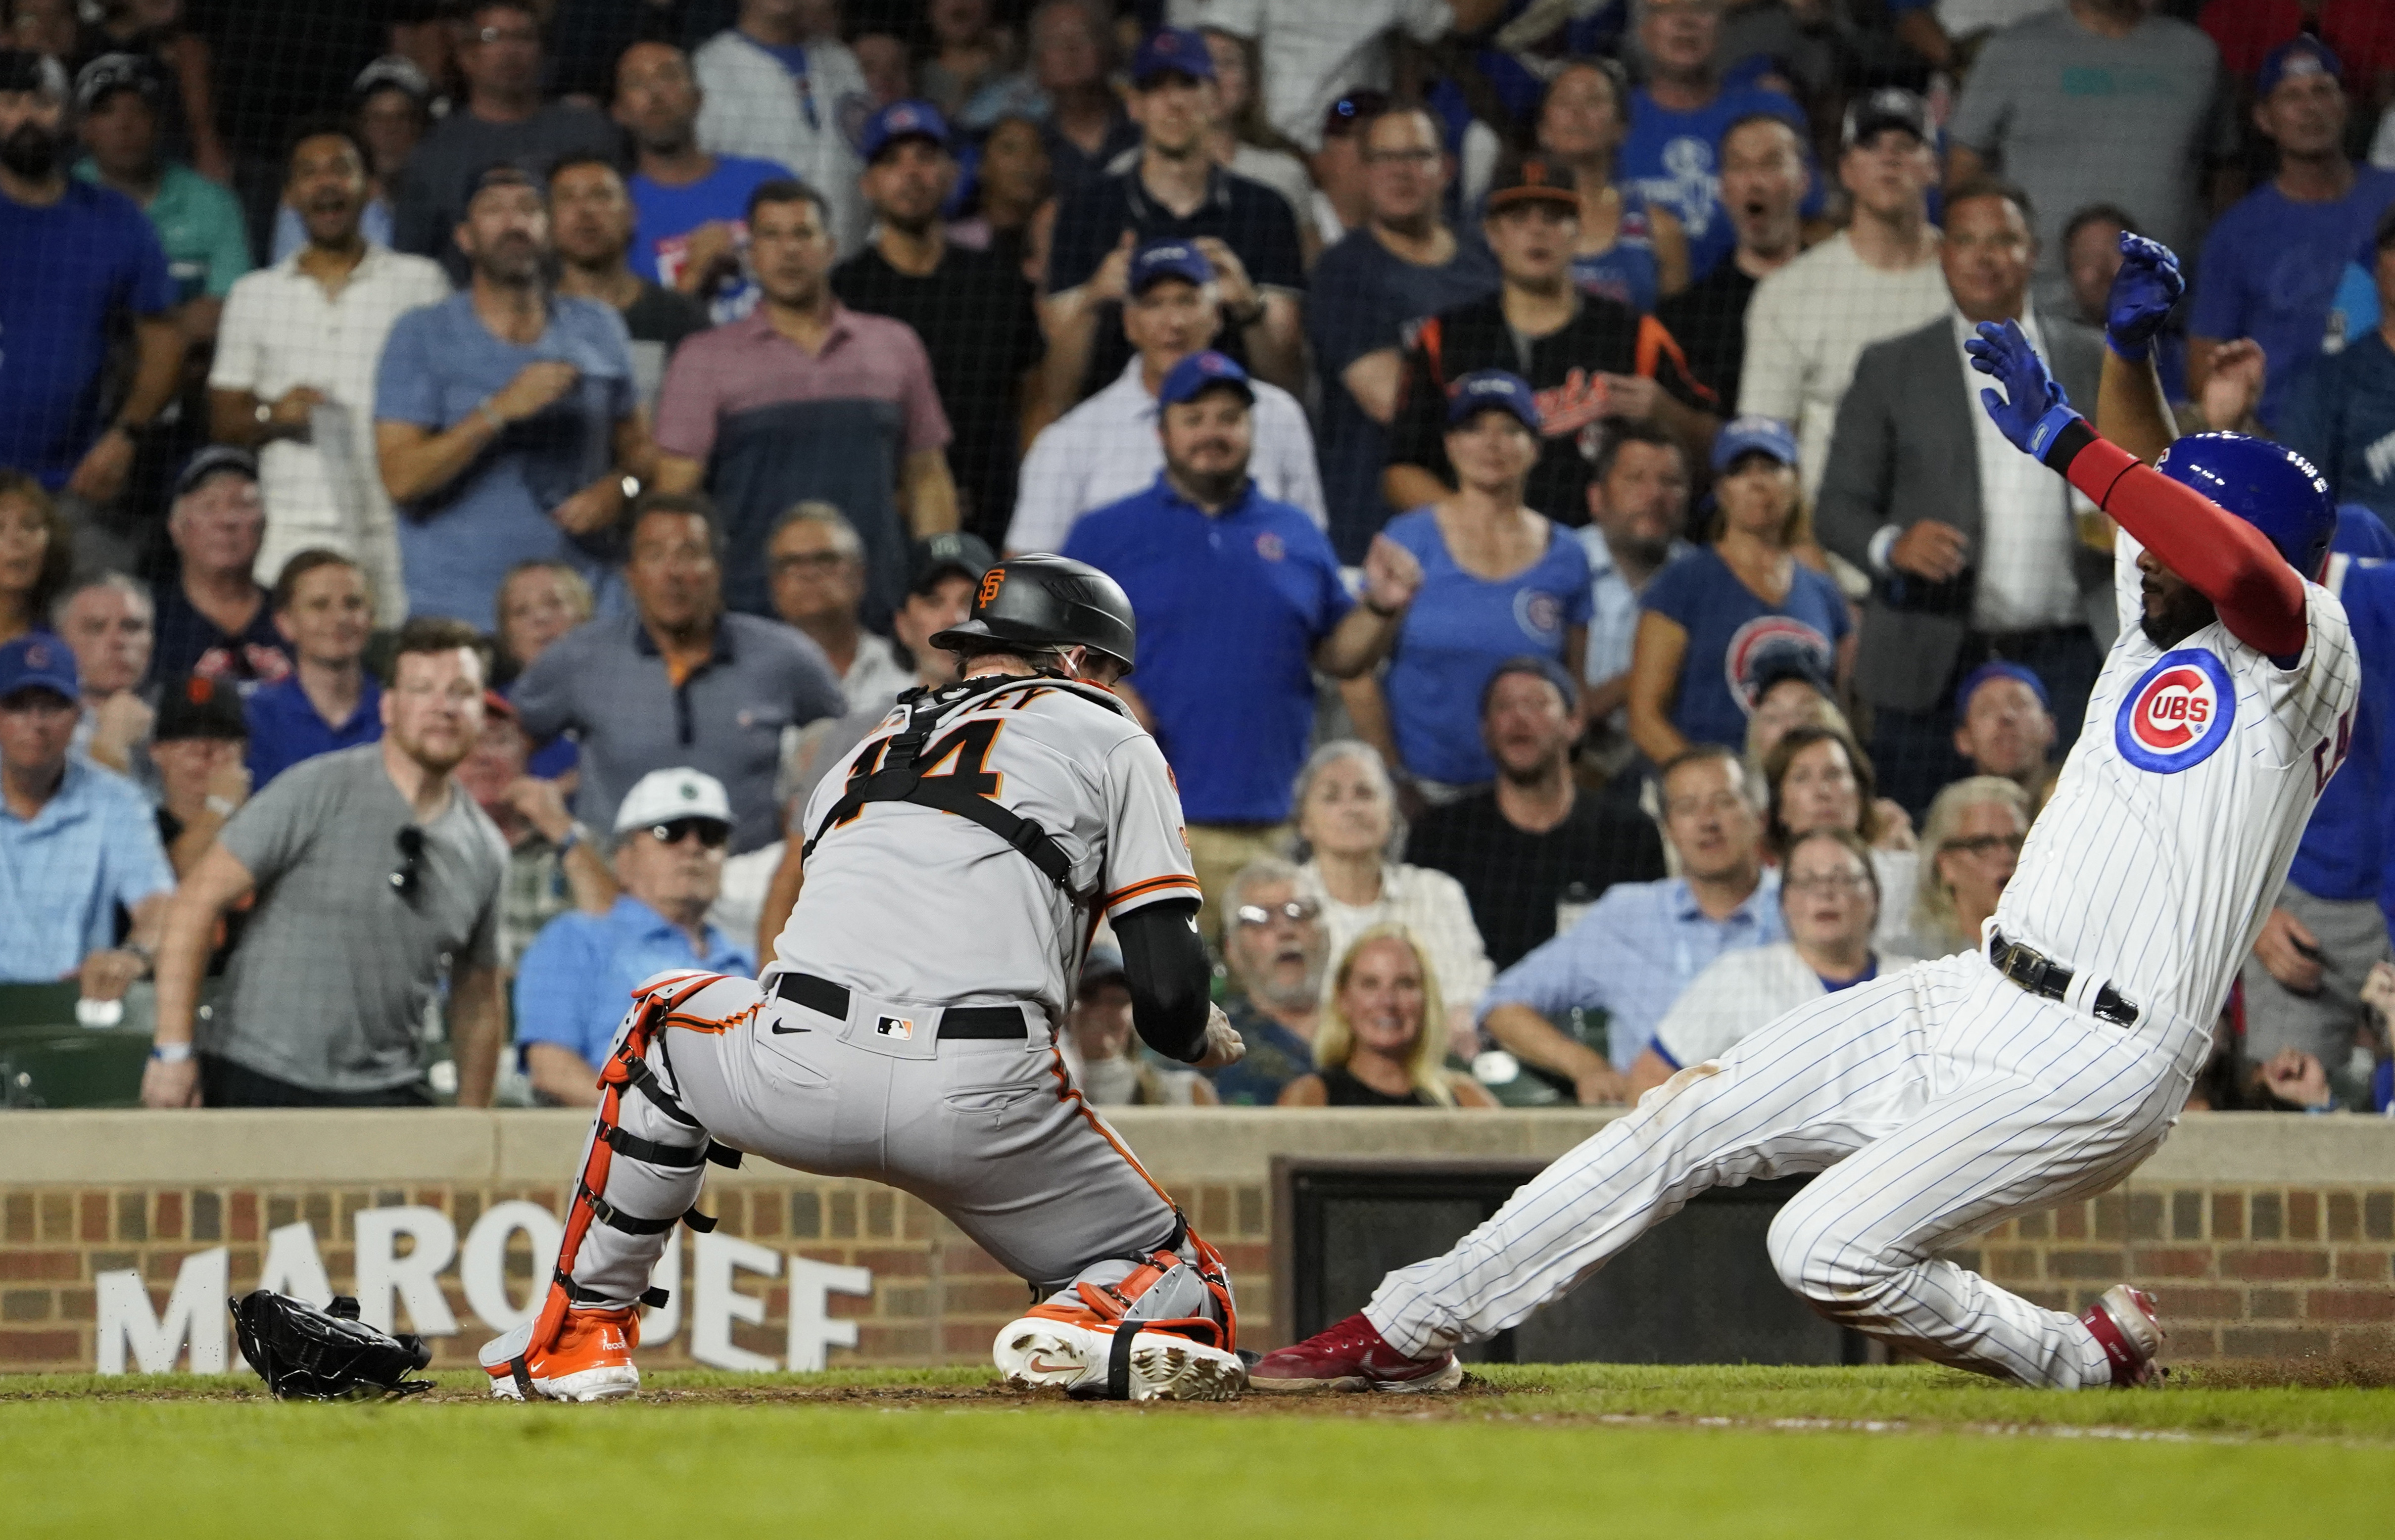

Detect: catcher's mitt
230,1290,434,1401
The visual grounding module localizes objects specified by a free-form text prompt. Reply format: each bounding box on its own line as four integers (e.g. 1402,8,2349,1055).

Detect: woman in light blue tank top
1536,58,1688,314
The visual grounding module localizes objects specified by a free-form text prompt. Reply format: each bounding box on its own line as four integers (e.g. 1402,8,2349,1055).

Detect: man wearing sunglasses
143,617,508,1109
513,767,752,1106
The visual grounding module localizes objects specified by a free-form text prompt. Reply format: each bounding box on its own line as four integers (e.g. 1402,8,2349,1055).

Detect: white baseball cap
613,767,734,836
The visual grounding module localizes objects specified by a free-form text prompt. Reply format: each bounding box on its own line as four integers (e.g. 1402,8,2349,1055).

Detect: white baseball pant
1366,951,2210,1388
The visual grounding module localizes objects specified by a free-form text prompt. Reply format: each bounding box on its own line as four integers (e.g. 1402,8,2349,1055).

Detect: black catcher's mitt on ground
230,1290,434,1401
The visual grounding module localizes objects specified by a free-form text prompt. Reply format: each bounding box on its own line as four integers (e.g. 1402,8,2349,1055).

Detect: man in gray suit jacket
1817,181,2112,814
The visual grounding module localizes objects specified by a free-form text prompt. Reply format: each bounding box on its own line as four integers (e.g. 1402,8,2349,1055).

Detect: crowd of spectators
1,0,2393,1118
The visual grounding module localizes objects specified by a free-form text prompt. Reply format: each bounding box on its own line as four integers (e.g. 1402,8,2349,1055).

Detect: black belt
1988,933,2139,1027
773,972,1027,1039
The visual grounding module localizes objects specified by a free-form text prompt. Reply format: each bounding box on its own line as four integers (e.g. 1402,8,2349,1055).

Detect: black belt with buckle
774,972,1027,1039
1988,932,2140,1027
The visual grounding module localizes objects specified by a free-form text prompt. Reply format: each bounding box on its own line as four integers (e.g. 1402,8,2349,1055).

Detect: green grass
10,1365,2395,1539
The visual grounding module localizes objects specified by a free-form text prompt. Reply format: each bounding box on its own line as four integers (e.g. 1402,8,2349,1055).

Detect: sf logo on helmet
979,569,1006,608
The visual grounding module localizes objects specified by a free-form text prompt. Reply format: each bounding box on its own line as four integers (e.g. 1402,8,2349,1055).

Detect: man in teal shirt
72,53,250,322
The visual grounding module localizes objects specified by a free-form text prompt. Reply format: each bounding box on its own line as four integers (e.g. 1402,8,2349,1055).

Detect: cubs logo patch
1254,531,1286,562
1514,589,1563,640
2115,648,2234,773
1722,615,1831,713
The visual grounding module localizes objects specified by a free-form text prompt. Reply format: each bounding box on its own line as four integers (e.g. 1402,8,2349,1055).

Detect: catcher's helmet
931,554,1138,673
2155,433,2335,582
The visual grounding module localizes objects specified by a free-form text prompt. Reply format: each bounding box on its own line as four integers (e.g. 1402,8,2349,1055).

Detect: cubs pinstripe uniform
1356,518,2359,1390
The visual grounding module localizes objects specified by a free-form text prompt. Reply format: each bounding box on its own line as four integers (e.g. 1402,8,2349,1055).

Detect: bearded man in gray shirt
142,617,509,1108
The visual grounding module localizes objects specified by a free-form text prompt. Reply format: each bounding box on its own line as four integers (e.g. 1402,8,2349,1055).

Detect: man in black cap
1387,156,1716,525
148,447,291,689
0,47,181,573
1739,87,1947,498
834,100,1045,549
148,672,250,879
72,52,251,333
1041,27,1305,413
1407,656,1666,971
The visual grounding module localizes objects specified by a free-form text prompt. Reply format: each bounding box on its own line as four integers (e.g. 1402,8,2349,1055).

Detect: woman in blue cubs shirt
1362,371,1592,792
1535,57,1687,315
1629,416,1849,761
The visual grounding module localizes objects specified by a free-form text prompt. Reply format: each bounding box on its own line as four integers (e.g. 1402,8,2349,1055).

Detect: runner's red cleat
1246,1312,1464,1393
2080,1285,2166,1387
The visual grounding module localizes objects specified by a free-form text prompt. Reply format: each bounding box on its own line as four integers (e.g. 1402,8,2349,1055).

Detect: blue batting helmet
2154,433,2335,581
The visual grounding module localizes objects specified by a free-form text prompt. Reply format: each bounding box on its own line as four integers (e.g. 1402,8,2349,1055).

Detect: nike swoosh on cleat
769,1023,809,1033
1025,1355,1080,1375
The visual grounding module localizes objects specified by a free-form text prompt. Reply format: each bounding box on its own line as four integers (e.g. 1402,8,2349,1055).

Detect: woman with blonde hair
1292,739,1493,1049
1279,927,1495,1108
1897,776,2031,961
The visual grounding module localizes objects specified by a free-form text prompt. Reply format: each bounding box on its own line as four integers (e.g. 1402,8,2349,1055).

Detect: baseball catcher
481,557,1248,1401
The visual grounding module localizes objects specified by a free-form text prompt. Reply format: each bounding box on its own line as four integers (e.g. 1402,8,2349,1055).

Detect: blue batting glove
2105,233,2184,362
1965,320,2080,459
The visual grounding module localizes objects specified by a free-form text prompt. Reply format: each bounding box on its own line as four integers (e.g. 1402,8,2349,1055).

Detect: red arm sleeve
2047,422,2307,658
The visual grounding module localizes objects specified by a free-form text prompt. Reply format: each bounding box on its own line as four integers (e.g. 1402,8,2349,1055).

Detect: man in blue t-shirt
2237,507,2395,1105
2189,38,2395,430
2281,209,2395,522
0,50,180,567
1308,102,1499,564
615,39,792,325
1618,0,1808,281
1062,351,1421,929
374,166,649,630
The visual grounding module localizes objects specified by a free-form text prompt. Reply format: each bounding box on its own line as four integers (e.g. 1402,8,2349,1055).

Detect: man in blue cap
2188,35,2395,430
0,633,174,993
1011,237,1324,554
1951,660,2057,798
1041,27,1304,415
834,99,1044,550
1063,349,1421,932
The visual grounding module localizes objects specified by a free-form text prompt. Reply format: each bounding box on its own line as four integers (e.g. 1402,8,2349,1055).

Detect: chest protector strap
800,675,1125,903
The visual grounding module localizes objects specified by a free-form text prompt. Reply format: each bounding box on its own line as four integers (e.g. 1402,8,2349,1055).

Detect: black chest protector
799,673,1130,904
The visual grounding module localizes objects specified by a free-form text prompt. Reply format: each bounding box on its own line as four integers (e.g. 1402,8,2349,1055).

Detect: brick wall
1948,1185,2395,1361
6,1111,2391,1376
0,1177,1275,1374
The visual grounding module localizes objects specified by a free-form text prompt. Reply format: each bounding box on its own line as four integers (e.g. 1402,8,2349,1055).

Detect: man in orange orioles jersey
481,556,1256,1401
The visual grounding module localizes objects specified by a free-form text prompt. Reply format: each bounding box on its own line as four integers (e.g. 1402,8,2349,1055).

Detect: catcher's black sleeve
1113,897,1211,1064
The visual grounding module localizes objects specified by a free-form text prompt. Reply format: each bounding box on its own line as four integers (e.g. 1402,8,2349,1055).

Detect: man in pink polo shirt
653,178,957,627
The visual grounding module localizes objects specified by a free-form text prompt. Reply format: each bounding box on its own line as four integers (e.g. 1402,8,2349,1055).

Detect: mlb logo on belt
2115,648,2235,773
875,1015,916,1040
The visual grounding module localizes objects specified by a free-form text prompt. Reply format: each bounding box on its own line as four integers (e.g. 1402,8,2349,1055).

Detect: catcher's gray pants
571,974,1182,1310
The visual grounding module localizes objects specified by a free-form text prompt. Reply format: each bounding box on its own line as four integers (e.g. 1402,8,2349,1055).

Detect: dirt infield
9,1357,2395,1437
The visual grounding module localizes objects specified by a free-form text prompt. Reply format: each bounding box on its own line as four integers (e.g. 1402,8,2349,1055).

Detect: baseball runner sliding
1250,234,2360,1394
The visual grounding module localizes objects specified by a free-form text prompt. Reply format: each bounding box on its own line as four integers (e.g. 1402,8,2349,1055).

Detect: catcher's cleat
994,1315,1245,1401
481,1306,641,1402
1246,1312,1464,1394
2080,1284,2167,1388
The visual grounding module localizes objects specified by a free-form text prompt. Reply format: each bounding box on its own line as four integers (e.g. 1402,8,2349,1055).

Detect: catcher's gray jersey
771,676,1200,1027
